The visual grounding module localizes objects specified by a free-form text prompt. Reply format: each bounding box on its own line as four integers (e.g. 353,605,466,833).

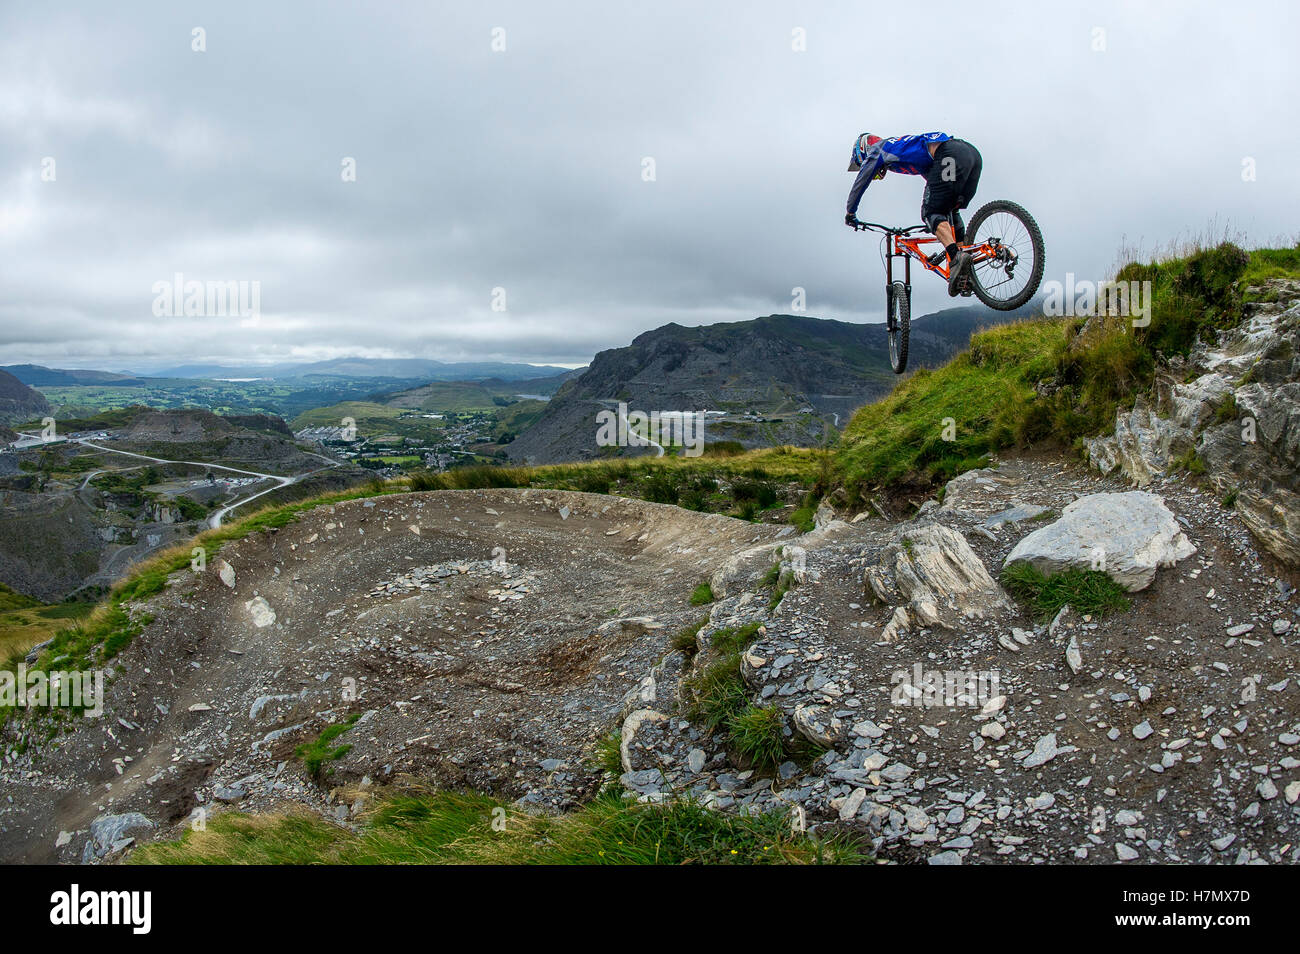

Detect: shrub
642,473,679,504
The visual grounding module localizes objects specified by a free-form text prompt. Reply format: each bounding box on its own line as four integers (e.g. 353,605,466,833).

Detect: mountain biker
845,132,983,296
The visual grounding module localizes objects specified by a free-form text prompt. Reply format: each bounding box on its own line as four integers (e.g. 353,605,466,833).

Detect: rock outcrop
864,523,1012,638
1085,278,1300,565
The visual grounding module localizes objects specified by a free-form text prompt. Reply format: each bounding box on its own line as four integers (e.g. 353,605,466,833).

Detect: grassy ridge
132,789,865,865
839,319,1069,490
838,241,1299,495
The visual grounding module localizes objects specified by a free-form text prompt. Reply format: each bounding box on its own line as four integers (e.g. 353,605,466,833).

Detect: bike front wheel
887,280,910,374
964,200,1045,311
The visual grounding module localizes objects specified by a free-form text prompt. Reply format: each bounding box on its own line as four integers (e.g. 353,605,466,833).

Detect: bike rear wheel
964,200,1045,311
887,281,910,374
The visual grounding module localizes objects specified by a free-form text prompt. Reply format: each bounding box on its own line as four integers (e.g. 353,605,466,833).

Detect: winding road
21,434,342,528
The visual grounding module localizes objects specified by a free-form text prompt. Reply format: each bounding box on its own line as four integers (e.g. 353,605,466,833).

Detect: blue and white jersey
847,132,951,216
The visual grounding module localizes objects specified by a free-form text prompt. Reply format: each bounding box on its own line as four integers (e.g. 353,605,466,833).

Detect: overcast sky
1,0,1296,373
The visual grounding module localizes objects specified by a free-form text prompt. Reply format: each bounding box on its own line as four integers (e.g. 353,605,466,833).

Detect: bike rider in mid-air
845,132,983,296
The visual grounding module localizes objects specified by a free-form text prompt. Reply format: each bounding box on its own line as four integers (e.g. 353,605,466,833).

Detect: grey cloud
1,0,1296,370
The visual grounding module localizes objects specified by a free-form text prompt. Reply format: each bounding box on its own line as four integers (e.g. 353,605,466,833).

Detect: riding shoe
947,250,971,297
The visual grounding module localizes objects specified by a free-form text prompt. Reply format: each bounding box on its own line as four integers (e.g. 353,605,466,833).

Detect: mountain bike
852,199,1045,373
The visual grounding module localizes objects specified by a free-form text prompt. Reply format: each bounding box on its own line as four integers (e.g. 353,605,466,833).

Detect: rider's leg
934,219,956,257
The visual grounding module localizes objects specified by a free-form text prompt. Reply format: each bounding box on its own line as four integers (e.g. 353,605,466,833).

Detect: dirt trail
0,489,786,863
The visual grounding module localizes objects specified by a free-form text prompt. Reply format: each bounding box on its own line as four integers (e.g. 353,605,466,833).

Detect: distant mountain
0,369,52,425
148,358,575,381
2,365,146,387
506,301,1042,464
5,358,576,384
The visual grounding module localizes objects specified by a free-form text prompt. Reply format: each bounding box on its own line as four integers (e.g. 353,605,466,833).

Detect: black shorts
921,138,982,235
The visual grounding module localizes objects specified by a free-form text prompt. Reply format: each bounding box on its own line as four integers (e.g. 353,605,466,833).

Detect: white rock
244,596,277,628
863,524,1013,632
839,787,868,821
687,748,705,774
793,704,842,747
1065,635,1083,674
1211,833,1236,851
620,709,668,774
980,695,1007,715
852,719,886,739
1022,733,1064,768
928,850,962,865
903,804,930,832
1003,491,1196,591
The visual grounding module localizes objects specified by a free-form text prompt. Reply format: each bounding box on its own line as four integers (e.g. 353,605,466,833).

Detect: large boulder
1004,491,1195,591
864,523,1012,635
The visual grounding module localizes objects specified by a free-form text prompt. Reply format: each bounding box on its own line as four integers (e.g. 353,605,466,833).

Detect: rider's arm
846,143,886,219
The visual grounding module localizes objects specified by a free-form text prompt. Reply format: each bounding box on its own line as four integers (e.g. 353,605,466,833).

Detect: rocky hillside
78,406,322,474
1085,277,1300,566
619,456,1297,864
2,448,1295,865
0,369,50,426
507,305,1039,465
0,407,362,602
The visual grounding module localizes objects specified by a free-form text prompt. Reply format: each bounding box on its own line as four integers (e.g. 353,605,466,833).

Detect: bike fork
884,244,912,328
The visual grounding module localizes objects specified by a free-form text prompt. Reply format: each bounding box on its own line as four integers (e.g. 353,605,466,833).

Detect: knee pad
953,211,966,243
924,211,947,234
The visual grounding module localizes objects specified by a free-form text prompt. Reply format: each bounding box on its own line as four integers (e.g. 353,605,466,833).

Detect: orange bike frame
887,233,1000,285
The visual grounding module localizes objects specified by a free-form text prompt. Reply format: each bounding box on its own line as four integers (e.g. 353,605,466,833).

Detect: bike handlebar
853,221,930,235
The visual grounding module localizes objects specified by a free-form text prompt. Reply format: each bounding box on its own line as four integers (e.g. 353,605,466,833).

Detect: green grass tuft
768,569,793,610
592,731,623,779
295,713,361,778
669,617,707,656
130,788,865,865
1000,564,1131,621
689,582,715,606
728,704,786,771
